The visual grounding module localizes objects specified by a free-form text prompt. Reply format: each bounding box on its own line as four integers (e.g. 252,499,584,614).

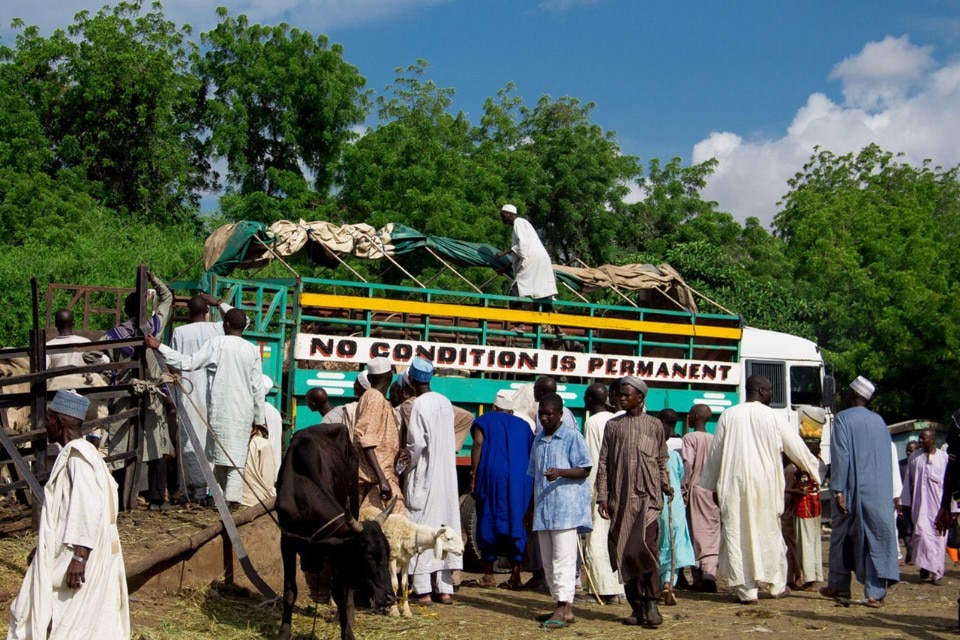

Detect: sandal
433,593,454,605
463,578,497,589
864,597,885,609
412,593,432,606
818,586,851,600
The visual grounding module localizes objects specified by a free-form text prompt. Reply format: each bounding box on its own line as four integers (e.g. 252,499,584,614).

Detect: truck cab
740,326,835,461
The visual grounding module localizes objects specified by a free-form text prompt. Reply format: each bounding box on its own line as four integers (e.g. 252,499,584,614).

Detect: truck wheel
458,493,483,571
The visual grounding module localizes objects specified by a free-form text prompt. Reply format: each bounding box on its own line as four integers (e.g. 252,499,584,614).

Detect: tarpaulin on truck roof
199,219,698,312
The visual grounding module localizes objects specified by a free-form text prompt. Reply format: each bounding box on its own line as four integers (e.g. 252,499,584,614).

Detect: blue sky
2,0,959,225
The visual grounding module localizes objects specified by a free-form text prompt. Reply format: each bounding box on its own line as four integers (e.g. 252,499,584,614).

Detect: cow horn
373,496,398,525
343,498,363,533
344,508,363,533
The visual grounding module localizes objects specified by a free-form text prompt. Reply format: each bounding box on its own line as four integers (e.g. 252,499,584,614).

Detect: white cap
849,375,875,401
500,204,517,215
493,390,514,410
368,357,391,375
357,371,371,390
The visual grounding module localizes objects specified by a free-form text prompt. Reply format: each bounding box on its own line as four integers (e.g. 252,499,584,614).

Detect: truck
185,274,834,461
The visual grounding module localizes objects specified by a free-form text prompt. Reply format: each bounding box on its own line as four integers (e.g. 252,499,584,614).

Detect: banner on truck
294,334,741,385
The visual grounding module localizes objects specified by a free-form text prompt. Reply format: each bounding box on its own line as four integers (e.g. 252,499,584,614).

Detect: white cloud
0,0,451,36
693,36,960,227
828,35,934,110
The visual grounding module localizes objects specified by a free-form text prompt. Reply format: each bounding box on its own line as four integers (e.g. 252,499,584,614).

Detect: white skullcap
262,374,274,394
500,204,517,215
493,390,514,410
849,375,875,401
357,371,371,390
368,357,391,375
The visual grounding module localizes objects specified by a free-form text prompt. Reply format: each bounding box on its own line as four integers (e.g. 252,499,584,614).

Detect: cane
576,537,604,605
664,492,678,606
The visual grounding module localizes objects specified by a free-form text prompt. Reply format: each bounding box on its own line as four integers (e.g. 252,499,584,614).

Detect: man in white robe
240,424,277,507
9,390,129,640
582,382,622,600
169,293,234,505
146,308,264,505
260,375,282,476
699,375,820,604
45,309,107,370
495,204,557,332
401,357,463,603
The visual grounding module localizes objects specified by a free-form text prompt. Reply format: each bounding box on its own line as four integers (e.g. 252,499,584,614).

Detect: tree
197,8,368,214
775,144,960,420
517,96,641,267
1,2,208,223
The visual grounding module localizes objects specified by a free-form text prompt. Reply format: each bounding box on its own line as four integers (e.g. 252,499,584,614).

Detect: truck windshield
790,365,823,407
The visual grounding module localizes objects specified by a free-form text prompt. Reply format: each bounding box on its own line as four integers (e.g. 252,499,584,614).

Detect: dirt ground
1,500,959,640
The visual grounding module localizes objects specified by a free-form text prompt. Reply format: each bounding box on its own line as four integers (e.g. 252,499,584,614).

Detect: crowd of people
9,259,960,637
467,372,960,628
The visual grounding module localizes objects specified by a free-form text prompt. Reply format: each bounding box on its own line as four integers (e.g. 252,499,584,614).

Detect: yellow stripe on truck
298,293,742,340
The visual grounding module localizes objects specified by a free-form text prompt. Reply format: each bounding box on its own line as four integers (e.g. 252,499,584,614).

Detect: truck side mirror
822,374,836,410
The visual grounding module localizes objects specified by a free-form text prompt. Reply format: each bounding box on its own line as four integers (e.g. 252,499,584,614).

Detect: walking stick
576,537,604,605
664,493,678,605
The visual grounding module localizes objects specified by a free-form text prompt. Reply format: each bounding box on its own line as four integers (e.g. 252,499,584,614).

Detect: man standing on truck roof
821,376,899,607
596,377,671,626
494,204,558,333
681,404,720,593
353,357,406,515
700,375,820,604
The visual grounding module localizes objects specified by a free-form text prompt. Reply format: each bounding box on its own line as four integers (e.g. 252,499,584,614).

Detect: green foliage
196,8,368,205
2,2,207,223
775,144,960,420
3,3,960,429
0,207,204,343
517,96,641,266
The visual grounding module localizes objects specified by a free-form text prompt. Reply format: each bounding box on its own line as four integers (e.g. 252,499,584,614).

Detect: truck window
744,360,786,409
790,365,823,407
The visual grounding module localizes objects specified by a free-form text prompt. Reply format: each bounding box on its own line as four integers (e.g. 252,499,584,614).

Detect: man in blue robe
821,376,899,607
470,390,535,589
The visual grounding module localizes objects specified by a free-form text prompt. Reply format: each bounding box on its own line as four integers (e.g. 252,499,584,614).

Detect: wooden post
28,278,47,526
125,266,149,511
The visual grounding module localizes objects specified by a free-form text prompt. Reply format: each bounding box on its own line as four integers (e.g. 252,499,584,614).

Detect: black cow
275,424,396,640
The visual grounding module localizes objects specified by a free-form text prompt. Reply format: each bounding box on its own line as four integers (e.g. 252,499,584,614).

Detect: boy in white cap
9,390,130,639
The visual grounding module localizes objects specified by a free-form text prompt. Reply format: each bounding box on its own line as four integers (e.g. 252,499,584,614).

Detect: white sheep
360,507,464,617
